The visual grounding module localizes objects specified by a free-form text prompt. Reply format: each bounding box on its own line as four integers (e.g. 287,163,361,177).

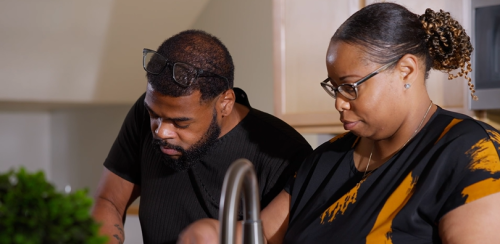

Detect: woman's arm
439,192,500,244
260,190,291,244
177,190,291,244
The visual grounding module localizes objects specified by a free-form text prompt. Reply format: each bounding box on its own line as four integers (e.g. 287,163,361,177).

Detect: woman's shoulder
430,107,500,172
432,107,499,141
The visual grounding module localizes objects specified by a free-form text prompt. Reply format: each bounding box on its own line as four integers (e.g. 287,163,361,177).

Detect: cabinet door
273,0,361,133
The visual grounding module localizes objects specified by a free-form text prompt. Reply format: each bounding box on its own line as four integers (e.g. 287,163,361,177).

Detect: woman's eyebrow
338,74,362,83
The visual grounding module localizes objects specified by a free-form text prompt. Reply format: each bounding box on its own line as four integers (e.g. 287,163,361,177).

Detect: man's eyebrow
171,117,192,122
144,102,159,116
143,101,192,122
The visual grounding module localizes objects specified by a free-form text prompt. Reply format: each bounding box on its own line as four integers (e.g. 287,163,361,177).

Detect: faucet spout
219,158,264,244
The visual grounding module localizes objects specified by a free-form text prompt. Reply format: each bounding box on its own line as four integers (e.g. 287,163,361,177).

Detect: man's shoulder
232,87,311,151
243,108,311,149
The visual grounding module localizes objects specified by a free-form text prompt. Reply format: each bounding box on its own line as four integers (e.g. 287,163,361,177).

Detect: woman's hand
177,218,220,244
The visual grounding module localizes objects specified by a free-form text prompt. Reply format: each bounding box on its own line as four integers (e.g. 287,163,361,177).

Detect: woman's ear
396,54,419,85
218,89,235,117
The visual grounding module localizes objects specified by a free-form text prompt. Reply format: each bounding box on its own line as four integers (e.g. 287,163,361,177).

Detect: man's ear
218,89,235,117
396,54,419,84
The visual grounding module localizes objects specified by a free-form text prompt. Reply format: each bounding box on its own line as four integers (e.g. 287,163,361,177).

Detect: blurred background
0,0,280,191
1,0,498,243
0,1,298,243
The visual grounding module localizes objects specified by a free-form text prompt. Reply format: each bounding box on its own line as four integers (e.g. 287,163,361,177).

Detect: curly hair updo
331,2,476,100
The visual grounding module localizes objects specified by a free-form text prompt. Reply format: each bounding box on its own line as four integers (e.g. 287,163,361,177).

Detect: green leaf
0,167,107,244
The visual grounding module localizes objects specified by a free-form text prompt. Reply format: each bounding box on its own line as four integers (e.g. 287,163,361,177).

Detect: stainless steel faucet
219,158,265,244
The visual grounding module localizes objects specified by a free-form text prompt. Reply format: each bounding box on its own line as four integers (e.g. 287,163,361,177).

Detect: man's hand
177,218,220,244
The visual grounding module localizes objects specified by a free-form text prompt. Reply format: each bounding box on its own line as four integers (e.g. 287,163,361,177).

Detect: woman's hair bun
419,8,477,100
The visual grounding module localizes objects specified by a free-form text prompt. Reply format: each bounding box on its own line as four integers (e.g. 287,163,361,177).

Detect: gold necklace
361,101,433,180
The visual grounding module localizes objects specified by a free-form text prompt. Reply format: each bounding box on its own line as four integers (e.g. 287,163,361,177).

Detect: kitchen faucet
219,158,265,244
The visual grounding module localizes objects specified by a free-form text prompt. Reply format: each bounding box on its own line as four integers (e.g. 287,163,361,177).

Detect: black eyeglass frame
320,60,398,100
142,48,230,90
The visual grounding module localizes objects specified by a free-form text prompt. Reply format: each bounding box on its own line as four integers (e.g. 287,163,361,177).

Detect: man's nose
153,118,176,139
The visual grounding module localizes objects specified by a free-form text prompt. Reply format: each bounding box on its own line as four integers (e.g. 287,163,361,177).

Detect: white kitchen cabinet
273,0,362,133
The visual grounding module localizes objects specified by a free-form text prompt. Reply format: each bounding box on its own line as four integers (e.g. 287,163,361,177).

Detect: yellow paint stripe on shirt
435,118,463,145
487,129,500,148
466,137,500,174
366,172,418,244
462,178,500,203
320,179,362,224
329,132,349,143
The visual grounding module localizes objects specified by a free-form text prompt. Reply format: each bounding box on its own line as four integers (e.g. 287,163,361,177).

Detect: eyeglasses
320,60,397,100
143,48,229,89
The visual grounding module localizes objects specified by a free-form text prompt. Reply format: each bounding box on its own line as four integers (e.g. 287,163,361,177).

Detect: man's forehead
144,84,213,116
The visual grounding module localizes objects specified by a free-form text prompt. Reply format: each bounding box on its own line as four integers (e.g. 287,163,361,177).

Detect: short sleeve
438,124,500,219
103,93,148,185
283,149,321,195
284,171,296,194
256,128,313,207
263,146,311,205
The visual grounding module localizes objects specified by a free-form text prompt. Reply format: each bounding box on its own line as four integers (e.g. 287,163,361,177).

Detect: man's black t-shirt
104,88,313,244
283,107,500,244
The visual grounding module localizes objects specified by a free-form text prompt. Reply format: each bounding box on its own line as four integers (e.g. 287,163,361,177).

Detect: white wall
0,105,129,193
123,215,143,244
50,105,131,195
0,0,209,104
0,111,51,176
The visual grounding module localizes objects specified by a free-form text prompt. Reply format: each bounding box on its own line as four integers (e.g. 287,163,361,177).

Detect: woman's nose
335,94,351,112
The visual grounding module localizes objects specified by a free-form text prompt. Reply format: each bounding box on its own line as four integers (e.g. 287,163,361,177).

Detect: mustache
152,138,185,152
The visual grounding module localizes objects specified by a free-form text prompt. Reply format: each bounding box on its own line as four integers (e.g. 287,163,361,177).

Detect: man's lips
160,146,181,156
341,119,359,130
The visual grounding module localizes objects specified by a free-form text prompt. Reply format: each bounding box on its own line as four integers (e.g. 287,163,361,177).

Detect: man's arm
92,168,140,244
177,190,291,244
439,192,500,243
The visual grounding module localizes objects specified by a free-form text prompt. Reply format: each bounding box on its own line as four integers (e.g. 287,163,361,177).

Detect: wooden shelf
127,204,140,216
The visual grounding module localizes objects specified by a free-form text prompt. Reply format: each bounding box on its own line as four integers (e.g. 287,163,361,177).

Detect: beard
152,109,221,172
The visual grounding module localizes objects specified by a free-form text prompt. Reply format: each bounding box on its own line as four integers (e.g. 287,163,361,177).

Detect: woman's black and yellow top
284,107,500,243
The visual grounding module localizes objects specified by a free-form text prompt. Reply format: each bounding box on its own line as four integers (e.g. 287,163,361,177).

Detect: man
91,30,312,244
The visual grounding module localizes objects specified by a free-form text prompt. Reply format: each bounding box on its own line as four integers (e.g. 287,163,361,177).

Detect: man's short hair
147,30,235,102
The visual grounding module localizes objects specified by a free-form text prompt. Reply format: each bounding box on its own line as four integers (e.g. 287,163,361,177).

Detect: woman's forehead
327,42,367,64
327,42,374,77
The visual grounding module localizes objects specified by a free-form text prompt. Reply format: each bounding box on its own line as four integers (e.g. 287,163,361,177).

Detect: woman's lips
160,146,181,156
342,120,359,130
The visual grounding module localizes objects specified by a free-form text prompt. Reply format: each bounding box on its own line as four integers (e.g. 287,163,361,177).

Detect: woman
178,2,500,243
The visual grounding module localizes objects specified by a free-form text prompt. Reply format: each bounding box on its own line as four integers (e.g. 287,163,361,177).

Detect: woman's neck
355,100,436,172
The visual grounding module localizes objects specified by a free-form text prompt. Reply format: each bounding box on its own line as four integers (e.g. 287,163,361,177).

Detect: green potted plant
0,167,108,244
